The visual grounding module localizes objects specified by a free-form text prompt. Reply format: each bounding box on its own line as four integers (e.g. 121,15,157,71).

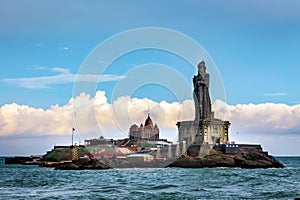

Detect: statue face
198,65,206,73
198,61,206,73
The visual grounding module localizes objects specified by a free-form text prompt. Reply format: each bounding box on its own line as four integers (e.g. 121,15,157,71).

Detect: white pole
72,128,75,146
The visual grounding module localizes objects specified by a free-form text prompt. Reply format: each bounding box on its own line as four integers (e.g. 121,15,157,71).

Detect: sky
0,0,300,156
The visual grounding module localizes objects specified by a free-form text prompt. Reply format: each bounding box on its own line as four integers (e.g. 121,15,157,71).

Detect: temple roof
129,114,159,132
144,114,153,127
130,124,139,131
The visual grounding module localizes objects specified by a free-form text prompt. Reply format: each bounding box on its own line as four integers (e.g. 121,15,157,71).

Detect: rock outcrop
54,157,110,170
167,145,284,168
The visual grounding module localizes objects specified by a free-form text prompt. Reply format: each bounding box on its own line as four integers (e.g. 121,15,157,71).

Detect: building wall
142,129,159,140
177,121,201,144
177,119,230,145
202,120,230,145
130,129,159,140
129,131,142,140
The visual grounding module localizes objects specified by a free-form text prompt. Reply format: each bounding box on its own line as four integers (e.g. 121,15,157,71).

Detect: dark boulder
54,158,110,170
168,146,284,168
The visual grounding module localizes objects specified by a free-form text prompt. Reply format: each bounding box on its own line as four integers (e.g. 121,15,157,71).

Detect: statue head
197,60,206,73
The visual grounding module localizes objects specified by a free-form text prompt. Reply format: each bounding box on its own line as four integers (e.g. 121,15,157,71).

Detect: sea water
0,157,299,199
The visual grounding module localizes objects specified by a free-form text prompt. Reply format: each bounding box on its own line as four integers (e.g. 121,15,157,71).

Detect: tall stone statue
178,60,230,148
193,60,212,120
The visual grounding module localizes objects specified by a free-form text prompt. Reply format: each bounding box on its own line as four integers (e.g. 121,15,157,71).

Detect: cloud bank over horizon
0,90,299,140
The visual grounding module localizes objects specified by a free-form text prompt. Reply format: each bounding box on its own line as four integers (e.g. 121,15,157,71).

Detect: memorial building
177,61,230,145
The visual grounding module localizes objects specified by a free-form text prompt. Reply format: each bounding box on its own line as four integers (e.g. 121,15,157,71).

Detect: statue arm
205,73,210,87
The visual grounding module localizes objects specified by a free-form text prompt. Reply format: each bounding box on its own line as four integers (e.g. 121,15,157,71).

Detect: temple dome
144,114,153,127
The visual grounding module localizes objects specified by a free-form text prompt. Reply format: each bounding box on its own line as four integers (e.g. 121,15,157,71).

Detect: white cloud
0,92,300,142
35,67,70,74
263,93,288,96
1,67,124,89
0,91,194,139
58,46,71,51
212,100,300,135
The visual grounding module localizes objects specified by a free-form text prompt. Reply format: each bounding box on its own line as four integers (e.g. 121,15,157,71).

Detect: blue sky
1,1,299,107
0,0,300,156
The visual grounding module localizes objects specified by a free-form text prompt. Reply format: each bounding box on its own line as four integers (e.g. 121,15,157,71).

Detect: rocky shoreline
54,158,110,170
168,145,284,168
46,144,283,170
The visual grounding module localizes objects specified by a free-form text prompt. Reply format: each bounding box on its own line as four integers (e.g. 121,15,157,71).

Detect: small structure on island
129,114,160,141
177,61,230,151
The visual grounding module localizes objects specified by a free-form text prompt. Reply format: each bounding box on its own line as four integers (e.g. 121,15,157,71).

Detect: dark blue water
0,157,299,199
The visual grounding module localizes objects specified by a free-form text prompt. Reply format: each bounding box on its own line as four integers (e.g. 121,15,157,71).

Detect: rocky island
40,61,283,169
170,60,283,168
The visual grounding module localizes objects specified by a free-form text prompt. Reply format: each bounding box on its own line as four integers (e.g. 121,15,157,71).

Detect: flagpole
72,128,75,146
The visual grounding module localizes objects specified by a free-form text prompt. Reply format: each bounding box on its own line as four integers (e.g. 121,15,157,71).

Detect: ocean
0,157,299,200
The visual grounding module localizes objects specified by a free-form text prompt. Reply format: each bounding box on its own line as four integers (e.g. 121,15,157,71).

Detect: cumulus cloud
1,67,124,89
0,102,73,137
0,92,300,141
0,91,194,138
212,100,300,135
